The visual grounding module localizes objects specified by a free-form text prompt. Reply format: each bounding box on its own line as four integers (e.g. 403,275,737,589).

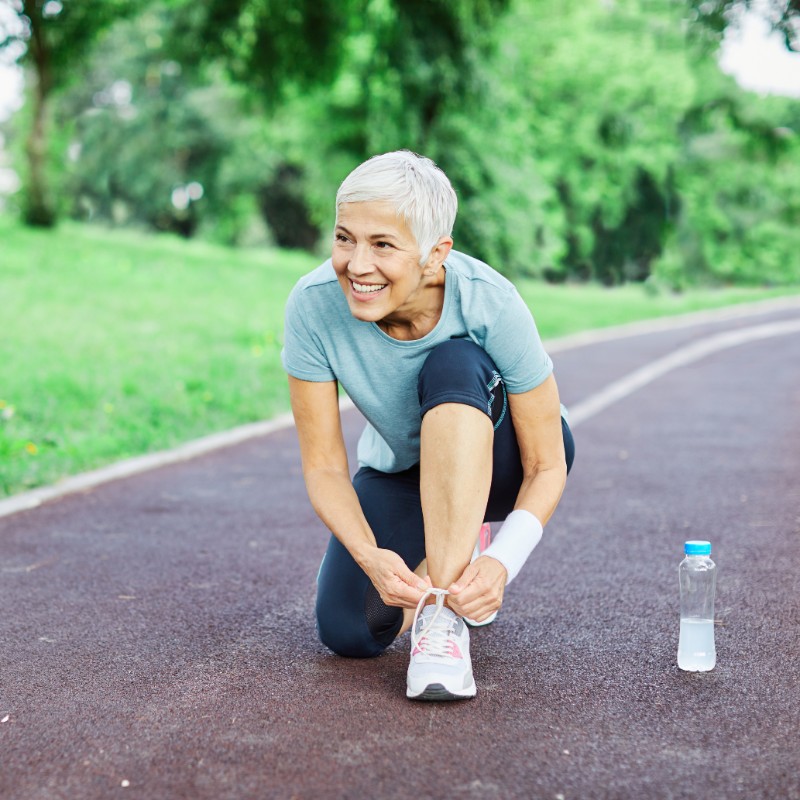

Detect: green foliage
431,115,559,279
244,0,800,285
2,0,146,93
688,0,800,51
168,0,361,103
66,52,211,230
490,0,691,283
51,6,272,241
233,0,541,273
3,0,799,285
1,0,150,226
485,0,800,286
655,82,800,286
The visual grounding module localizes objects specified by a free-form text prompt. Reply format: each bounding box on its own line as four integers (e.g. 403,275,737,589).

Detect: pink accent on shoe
447,641,463,659
413,637,462,659
479,523,492,553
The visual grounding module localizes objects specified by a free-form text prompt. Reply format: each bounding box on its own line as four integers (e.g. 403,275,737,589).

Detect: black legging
315,339,575,657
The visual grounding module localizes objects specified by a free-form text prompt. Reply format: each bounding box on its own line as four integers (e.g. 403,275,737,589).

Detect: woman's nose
348,244,373,275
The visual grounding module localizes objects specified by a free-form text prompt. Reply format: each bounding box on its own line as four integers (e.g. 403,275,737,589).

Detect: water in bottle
677,540,716,671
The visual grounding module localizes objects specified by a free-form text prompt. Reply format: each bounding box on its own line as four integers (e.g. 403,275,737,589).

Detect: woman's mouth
351,280,387,297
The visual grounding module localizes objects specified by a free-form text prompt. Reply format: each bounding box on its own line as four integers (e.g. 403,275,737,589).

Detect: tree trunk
22,0,56,227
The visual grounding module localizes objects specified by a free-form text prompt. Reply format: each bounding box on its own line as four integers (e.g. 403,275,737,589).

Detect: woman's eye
375,241,392,249
335,234,349,243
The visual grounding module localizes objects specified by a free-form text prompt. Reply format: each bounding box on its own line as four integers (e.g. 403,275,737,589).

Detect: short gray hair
335,150,458,264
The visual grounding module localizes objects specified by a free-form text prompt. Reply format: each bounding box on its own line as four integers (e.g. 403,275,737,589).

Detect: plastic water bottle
678,540,716,671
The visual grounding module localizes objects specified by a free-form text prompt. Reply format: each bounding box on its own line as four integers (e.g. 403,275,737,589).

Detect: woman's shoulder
446,250,517,295
285,260,350,338
445,250,535,336
446,251,521,315
291,259,338,294
286,260,341,313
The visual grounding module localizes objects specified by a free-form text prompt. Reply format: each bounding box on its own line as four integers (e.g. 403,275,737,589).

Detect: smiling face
332,201,452,337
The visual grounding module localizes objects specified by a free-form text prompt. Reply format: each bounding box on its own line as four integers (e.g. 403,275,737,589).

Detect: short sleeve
281,284,336,382
483,288,552,393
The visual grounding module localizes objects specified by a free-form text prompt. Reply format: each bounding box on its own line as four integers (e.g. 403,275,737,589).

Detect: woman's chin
348,297,387,322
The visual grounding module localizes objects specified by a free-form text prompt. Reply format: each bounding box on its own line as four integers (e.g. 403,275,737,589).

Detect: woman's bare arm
508,373,567,524
289,376,427,608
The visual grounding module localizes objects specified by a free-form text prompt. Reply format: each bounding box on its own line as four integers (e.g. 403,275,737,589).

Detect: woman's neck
377,269,446,341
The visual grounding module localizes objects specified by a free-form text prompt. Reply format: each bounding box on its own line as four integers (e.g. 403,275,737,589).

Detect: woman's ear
424,236,453,274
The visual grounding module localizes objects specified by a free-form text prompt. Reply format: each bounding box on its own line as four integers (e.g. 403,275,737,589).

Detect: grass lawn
2,216,798,497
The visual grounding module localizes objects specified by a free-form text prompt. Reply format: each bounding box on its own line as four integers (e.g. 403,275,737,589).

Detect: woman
282,151,574,701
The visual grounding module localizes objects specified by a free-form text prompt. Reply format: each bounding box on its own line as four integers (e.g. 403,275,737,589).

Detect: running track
1,298,799,799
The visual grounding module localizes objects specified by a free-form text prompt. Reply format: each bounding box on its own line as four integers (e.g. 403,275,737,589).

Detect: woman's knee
419,339,494,386
316,616,381,659
315,595,395,659
418,339,501,421
315,558,402,658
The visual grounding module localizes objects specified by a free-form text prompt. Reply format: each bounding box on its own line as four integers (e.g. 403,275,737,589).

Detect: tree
0,0,146,225
167,0,515,252
688,0,800,51
55,6,238,238
654,67,800,287
482,0,696,283
168,0,361,104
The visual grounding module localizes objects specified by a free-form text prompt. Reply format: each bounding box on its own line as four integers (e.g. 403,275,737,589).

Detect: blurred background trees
1,0,799,286
3,0,147,225
688,0,799,50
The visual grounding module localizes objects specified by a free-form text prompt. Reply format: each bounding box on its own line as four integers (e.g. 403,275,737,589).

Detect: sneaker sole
406,682,477,701
464,611,498,627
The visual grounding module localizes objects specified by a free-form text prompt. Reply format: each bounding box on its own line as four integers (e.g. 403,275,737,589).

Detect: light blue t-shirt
281,249,553,472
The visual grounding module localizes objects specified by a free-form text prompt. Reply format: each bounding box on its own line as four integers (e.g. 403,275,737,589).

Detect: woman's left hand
445,556,508,623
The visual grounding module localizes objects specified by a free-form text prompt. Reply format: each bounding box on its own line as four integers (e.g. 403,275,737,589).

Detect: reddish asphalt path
1,301,799,799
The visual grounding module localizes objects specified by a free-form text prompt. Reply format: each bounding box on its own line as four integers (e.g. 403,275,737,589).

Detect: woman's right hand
359,547,430,609
288,378,429,609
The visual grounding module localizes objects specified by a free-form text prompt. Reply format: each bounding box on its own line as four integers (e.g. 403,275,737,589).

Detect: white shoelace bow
410,587,456,657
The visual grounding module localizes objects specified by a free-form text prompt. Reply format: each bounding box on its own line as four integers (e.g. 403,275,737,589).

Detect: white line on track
0,411,292,519
1,298,799,520
545,294,800,353
566,318,800,428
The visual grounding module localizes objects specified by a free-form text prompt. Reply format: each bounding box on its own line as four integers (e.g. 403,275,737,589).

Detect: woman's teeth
353,281,385,294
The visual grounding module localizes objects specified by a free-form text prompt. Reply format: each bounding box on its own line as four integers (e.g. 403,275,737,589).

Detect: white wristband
481,509,543,584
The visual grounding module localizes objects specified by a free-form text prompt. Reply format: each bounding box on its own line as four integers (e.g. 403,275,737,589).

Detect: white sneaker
464,523,498,627
406,588,476,701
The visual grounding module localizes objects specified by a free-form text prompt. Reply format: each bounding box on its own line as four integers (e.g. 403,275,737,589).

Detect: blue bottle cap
685,540,711,556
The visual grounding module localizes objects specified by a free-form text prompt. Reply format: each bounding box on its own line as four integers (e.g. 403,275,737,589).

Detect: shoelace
410,587,456,658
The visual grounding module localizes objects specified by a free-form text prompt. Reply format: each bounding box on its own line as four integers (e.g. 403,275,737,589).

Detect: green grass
1,217,315,497
2,215,798,497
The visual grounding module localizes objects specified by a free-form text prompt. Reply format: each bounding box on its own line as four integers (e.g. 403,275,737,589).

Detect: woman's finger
447,561,480,595
376,568,427,608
